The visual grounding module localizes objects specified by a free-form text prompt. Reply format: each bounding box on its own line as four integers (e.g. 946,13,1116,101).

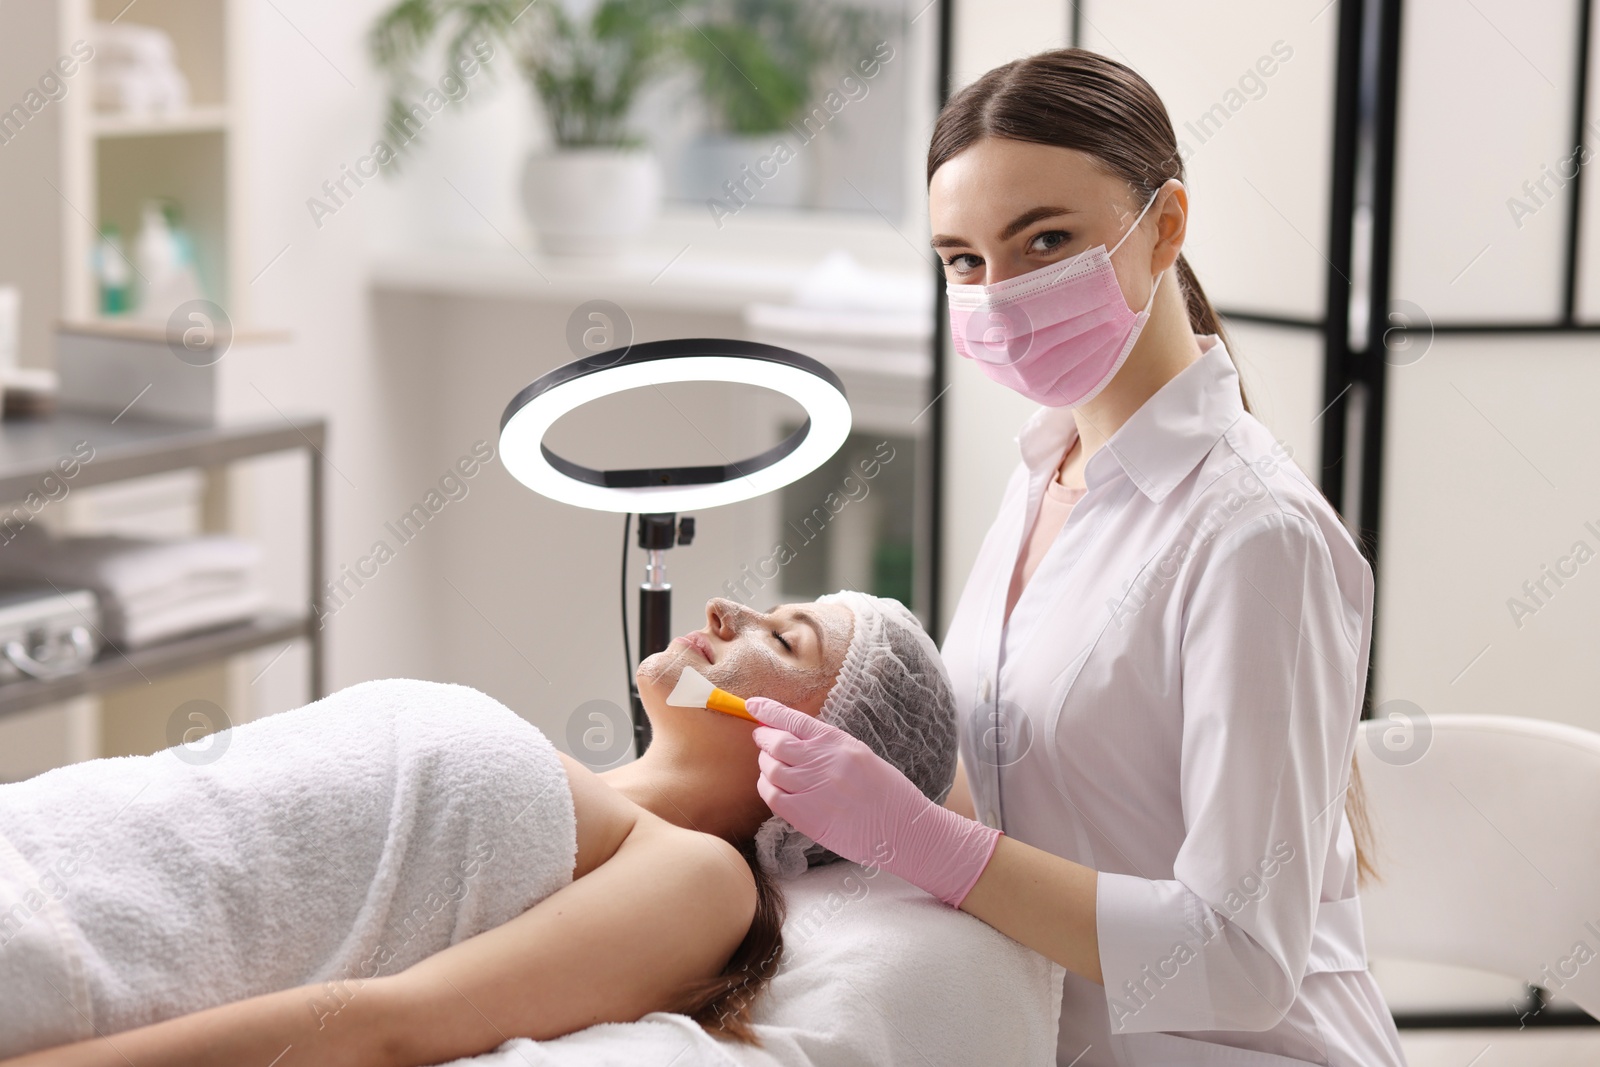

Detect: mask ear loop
1109,183,1176,314
1108,184,1164,257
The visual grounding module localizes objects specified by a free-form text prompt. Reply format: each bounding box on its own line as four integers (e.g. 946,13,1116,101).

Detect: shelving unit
91,105,230,139
0,410,326,720
0,613,310,717
33,0,301,758
59,0,245,323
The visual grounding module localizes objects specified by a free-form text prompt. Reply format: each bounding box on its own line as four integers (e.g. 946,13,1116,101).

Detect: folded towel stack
91,21,191,116
0,526,266,648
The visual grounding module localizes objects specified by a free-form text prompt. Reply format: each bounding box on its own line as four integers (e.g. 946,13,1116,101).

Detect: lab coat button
979,675,993,702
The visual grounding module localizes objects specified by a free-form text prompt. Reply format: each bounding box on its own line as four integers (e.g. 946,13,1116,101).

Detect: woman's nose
706,597,745,638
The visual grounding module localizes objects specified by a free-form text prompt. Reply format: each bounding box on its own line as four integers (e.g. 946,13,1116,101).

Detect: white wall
0,0,65,370
230,0,499,710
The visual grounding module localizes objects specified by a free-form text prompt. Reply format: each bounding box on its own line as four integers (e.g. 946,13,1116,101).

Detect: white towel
0,527,266,647
0,526,260,600
113,582,268,648
432,860,1067,1066
0,678,577,1058
91,21,191,116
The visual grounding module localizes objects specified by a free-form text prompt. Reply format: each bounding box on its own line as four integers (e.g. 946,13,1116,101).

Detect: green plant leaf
367,0,678,154
666,0,894,135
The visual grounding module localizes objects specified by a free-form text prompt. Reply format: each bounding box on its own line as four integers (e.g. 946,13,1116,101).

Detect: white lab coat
942,336,1409,1066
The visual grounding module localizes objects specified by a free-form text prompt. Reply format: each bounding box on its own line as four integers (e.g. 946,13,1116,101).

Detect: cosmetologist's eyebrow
929,205,1079,249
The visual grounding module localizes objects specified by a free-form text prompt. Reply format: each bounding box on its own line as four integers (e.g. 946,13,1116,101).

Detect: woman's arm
384,815,755,1064
938,758,1105,981
0,978,407,1067
954,836,1102,983
2,818,756,1067
942,755,977,819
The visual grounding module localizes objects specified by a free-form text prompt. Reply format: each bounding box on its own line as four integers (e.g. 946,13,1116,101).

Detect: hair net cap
753,590,958,881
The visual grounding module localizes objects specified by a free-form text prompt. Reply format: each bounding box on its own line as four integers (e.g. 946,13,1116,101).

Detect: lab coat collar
1014,334,1244,504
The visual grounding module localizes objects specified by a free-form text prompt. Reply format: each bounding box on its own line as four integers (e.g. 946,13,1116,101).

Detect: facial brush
666,666,759,723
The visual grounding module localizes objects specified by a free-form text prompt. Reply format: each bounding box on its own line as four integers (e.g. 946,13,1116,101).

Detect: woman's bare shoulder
556,752,752,897
620,819,759,969
555,753,755,950
557,751,643,880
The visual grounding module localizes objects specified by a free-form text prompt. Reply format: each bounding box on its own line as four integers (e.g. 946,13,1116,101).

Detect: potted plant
369,0,675,254
667,0,887,210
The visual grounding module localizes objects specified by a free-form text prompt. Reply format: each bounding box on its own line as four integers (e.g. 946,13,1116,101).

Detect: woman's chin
635,653,709,712
639,648,729,695
635,649,682,689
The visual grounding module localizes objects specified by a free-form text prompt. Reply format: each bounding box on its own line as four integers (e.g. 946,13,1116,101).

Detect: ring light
499,337,852,513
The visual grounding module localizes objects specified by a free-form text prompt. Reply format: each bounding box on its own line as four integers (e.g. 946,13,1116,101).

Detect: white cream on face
639,599,854,712
715,600,850,705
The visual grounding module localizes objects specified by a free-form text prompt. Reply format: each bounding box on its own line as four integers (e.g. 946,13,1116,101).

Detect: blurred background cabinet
0,0,309,773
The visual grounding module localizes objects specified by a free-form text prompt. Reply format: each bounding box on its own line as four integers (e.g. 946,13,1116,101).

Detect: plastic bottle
133,199,203,320
95,225,131,315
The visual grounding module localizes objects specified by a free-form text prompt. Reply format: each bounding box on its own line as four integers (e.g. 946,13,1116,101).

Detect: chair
1355,713,1600,1019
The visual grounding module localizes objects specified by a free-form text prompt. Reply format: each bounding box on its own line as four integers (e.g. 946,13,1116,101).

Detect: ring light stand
500,337,851,754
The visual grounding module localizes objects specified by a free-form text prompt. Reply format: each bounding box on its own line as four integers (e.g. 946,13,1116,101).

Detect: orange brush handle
707,689,758,723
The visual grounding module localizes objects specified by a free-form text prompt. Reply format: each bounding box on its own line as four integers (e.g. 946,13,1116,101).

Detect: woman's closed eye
772,630,793,654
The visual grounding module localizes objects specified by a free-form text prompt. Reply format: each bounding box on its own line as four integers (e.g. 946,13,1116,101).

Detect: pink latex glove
747,696,1002,908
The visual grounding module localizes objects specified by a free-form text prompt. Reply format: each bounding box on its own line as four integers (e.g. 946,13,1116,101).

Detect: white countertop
368,209,937,317
368,242,821,313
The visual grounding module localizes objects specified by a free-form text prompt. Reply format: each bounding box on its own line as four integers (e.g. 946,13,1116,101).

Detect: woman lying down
0,590,957,1065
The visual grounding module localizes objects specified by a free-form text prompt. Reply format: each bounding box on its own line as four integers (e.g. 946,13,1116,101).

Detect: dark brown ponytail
663,836,785,1045
1172,256,1243,405
928,47,1377,885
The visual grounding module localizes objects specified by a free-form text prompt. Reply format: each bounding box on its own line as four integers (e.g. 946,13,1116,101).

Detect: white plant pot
521,147,663,256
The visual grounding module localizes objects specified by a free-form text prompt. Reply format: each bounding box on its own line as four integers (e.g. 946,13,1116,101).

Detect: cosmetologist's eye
1031,230,1071,253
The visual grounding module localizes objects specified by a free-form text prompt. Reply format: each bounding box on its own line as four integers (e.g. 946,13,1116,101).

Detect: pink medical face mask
946,186,1166,407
